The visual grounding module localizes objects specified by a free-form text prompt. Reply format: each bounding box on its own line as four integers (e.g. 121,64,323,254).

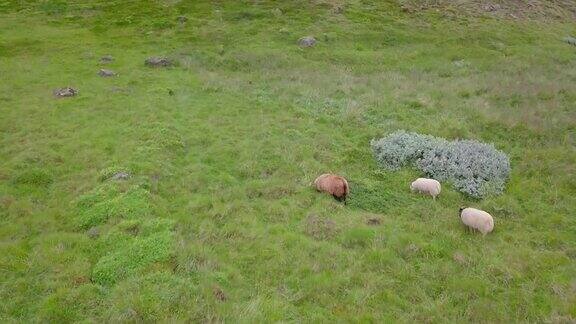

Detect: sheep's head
459,207,465,214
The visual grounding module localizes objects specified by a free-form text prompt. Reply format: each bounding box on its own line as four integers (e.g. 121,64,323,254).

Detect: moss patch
92,232,173,285
76,186,151,229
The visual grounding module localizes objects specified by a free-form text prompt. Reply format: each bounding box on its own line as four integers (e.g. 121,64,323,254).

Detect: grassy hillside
1,1,575,322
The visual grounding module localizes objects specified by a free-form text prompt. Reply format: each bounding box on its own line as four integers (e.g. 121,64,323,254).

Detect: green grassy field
1,1,575,322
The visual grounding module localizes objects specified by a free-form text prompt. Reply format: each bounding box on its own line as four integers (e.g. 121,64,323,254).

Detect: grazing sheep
459,207,494,235
410,178,441,200
314,174,349,204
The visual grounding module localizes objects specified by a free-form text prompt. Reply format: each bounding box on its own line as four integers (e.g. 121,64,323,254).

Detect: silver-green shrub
369,130,442,170
371,131,510,198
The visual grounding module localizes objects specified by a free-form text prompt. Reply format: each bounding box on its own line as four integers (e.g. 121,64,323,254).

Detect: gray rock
177,16,188,23
453,59,467,67
87,227,99,239
564,36,576,46
482,3,501,12
98,69,116,77
111,172,130,180
331,5,344,14
53,87,78,98
145,57,172,67
298,36,317,48
100,55,114,63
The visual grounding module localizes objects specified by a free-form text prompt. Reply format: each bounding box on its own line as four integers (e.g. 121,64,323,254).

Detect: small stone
404,243,420,257
564,36,576,46
177,16,188,23
100,55,114,63
111,172,130,180
405,243,419,254
145,57,172,67
331,5,344,14
53,87,78,98
482,4,500,12
399,243,420,259
87,227,99,239
453,59,467,67
98,69,116,77
298,36,317,48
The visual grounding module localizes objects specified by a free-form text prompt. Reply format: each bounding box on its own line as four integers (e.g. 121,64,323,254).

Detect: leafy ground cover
0,0,575,322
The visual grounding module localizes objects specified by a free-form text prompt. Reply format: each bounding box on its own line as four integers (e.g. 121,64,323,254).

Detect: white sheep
410,178,441,200
459,207,494,235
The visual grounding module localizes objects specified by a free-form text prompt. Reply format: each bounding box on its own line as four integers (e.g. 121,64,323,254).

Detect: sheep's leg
335,195,347,205
333,194,344,203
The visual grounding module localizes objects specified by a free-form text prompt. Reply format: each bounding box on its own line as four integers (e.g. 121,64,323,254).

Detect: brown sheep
314,174,349,204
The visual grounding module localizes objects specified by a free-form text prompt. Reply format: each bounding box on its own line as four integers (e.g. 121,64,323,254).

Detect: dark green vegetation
1,1,575,322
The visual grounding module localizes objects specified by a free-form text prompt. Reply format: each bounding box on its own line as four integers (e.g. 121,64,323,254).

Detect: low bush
98,166,130,182
370,131,440,170
140,123,185,152
303,214,338,241
371,130,510,198
76,186,152,229
11,168,53,187
91,232,173,285
340,228,375,248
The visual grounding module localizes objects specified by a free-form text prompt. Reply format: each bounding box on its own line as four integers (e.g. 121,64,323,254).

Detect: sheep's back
461,208,493,233
314,174,346,197
412,178,440,194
